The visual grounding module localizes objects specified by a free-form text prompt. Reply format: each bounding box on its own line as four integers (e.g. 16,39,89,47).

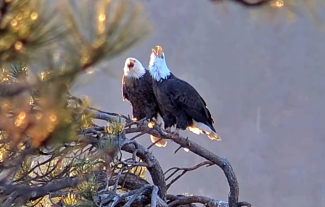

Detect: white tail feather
183,147,190,152
207,131,222,141
187,119,222,141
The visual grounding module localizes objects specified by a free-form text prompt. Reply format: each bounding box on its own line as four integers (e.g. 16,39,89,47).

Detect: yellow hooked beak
152,45,163,58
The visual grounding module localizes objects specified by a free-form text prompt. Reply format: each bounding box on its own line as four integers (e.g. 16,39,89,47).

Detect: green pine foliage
0,0,150,205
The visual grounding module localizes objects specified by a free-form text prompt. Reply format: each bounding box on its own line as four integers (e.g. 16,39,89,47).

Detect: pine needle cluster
0,0,150,206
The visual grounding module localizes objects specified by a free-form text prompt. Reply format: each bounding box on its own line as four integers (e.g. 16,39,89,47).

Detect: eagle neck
149,60,171,82
124,68,145,79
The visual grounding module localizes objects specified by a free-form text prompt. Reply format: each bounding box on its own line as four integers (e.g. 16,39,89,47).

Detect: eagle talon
165,127,172,133
186,137,190,146
158,123,163,128
147,120,155,128
136,117,148,126
171,129,180,138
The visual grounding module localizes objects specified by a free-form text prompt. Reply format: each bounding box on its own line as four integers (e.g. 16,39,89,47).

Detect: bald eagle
148,46,221,141
122,57,167,147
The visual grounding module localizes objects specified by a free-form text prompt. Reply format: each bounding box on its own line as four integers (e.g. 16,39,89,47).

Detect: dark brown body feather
152,73,216,132
122,71,160,121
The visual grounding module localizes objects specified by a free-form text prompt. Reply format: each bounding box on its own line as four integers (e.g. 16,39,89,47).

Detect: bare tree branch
95,183,168,207
97,171,150,191
0,174,91,202
124,123,240,207
164,161,214,189
123,184,152,207
79,126,167,200
167,194,227,207
121,138,167,200
87,106,130,121
211,0,271,7
83,108,251,207
151,186,159,207
0,98,251,206
237,201,252,207
231,0,270,7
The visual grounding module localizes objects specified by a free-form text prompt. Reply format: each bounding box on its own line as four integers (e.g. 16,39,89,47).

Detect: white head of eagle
123,58,146,79
148,46,171,81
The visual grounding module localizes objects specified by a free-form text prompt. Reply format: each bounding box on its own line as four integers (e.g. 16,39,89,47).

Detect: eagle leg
171,128,180,138
158,122,163,128
165,127,172,133
183,137,190,152
174,136,189,154
136,117,148,126
146,116,156,128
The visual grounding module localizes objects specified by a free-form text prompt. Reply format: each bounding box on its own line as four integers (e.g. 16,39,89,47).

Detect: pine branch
80,128,167,200
0,174,92,202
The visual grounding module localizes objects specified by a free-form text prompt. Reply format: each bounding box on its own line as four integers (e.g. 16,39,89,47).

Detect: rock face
74,1,325,206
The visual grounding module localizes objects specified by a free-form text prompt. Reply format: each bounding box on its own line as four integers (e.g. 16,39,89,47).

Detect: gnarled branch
125,123,240,207
121,138,167,200
164,161,214,189
167,194,227,207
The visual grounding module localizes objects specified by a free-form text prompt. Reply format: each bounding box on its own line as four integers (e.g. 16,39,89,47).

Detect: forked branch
87,108,250,207
164,161,214,189
124,122,240,207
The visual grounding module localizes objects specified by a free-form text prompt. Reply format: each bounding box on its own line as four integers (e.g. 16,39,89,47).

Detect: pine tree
0,0,150,206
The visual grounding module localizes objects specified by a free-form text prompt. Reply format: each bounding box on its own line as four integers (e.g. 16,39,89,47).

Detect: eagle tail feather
150,135,167,147
190,120,222,141
207,131,222,141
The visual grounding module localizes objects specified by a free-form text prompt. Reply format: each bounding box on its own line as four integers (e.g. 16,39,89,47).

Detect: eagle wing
166,77,214,126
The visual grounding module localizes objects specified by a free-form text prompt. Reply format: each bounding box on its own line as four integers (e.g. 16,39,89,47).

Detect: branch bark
125,124,239,207
96,171,150,191
167,194,227,207
210,0,271,7
121,136,167,200
165,161,214,189
231,0,270,7
79,129,167,200
0,174,90,202
82,108,250,207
